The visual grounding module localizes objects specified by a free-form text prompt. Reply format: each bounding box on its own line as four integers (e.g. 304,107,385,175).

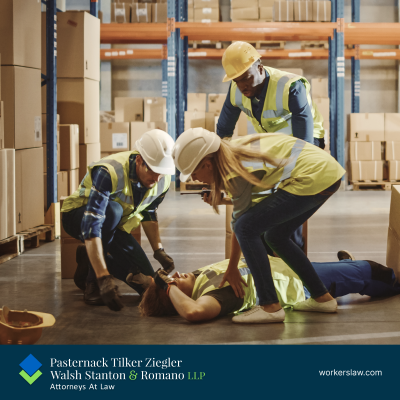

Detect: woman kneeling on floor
136,251,400,323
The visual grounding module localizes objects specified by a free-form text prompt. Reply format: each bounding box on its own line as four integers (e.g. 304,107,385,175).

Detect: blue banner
0,345,396,399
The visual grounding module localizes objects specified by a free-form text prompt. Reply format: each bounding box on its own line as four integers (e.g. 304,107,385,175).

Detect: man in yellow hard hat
217,41,325,149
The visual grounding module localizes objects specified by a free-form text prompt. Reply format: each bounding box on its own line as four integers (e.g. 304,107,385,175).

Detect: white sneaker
232,306,285,324
293,298,337,313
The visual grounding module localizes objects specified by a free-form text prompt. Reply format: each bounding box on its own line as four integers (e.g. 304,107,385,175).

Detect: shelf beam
351,0,360,113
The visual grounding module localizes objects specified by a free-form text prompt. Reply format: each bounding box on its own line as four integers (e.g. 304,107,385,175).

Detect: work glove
126,272,153,291
154,248,175,273
153,268,176,292
97,275,124,312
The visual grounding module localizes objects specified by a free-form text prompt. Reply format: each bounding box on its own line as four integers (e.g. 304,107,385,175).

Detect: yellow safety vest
225,134,345,221
230,66,325,139
191,256,305,312
61,151,171,233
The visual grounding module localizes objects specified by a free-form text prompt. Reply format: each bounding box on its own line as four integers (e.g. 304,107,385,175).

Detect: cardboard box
130,121,168,149
294,1,313,22
115,98,144,122
273,1,294,22
185,111,206,130
61,237,81,279
131,3,152,23
57,78,100,144
152,3,167,22
187,93,207,112
41,114,60,144
259,0,275,6
43,143,61,173
100,122,130,152
111,3,131,23
15,148,44,232
208,93,227,115
349,113,385,142
384,114,400,142
386,186,400,279
311,78,329,99
44,171,69,211
312,1,331,22
313,97,329,130
231,0,258,8
349,142,382,161
0,149,16,240
350,161,385,182
144,97,166,122
79,143,101,182
194,8,219,22
215,113,247,138
231,8,259,20
386,142,400,161
68,169,80,195
388,161,400,181
0,102,4,150
259,7,274,21
188,6,194,21
1,66,42,149
0,0,41,69
194,0,219,8
60,124,80,170
42,12,100,81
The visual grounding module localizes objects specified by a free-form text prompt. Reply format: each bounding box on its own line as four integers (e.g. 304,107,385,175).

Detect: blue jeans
62,201,154,294
308,260,400,299
234,180,341,305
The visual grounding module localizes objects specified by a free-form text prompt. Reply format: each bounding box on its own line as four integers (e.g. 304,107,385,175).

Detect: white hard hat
172,128,221,182
135,129,176,175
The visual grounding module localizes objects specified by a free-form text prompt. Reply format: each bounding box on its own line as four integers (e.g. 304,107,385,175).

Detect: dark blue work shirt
81,154,167,240
216,72,314,144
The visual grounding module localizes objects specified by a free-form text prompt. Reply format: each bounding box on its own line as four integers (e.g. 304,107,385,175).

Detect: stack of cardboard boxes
273,0,331,22
42,11,101,184
311,78,330,152
384,114,400,181
386,185,400,280
259,0,275,21
349,114,385,182
111,0,167,23
0,0,44,234
194,0,220,22
231,0,259,22
101,97,167,157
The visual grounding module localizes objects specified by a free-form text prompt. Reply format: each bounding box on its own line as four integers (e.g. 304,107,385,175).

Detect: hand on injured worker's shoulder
154,248,175,273
154,269,176,292
219,267,248,299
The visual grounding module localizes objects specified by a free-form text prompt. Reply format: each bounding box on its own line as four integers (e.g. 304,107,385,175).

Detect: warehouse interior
1,0,400,344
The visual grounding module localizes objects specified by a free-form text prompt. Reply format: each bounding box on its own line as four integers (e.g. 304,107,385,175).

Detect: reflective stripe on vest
235,86,252,117
90,158,125,192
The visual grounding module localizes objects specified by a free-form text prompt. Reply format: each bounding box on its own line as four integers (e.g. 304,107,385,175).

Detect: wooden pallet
180,181,212,191
246,41,285,49
0,235,19,265
352,180,400,191
189,40,222,49
301,40,329,49
18,225,55,253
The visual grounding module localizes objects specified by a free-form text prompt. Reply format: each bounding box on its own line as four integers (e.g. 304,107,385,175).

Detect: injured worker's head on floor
139,272,197,317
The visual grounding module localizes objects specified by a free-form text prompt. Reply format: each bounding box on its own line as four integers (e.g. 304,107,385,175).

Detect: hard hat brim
179,172,192,182
135,140,176,175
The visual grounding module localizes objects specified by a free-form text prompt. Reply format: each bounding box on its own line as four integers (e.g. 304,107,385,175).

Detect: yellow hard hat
222,41,262,83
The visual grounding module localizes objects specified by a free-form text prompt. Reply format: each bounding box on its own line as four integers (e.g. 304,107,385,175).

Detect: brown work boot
84,281,105,306
75,244,90,291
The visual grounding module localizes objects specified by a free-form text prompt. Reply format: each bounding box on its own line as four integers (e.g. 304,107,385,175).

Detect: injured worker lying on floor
136,251,400,323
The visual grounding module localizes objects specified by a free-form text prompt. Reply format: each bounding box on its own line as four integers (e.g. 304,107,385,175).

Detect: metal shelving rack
43,0,98,211
98,1,400,188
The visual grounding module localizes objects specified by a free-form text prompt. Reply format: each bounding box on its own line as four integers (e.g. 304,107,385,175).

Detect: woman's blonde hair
208,134,283,213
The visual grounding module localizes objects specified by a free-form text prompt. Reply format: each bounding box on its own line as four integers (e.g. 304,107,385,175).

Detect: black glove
153,268,176,292
97,275,124,311
126,272,153,291
154,248,175,273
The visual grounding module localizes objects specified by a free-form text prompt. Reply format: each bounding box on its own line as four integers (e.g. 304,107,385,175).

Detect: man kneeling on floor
61,130,176,311
137,251,400,323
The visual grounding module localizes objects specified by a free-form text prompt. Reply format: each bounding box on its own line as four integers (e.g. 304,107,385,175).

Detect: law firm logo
19,354,42,385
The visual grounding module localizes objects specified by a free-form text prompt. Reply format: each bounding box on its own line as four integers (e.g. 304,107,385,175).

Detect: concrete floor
1,190,399,345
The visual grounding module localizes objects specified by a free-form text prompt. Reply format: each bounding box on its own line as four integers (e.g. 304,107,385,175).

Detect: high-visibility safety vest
230,66,325,139
61,151,171,233
191,256,305,312
225,134,345,222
